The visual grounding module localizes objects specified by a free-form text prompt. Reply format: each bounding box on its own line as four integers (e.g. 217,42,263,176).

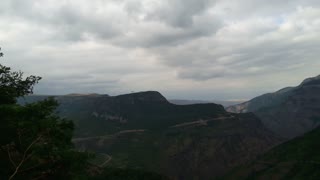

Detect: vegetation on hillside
224,127,320,180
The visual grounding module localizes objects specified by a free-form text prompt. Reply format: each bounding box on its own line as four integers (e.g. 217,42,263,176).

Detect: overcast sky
1,0,320,100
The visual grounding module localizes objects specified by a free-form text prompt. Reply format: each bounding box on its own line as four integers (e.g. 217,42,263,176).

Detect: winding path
72,129,146,142
170,116,235,128
99,154,112,167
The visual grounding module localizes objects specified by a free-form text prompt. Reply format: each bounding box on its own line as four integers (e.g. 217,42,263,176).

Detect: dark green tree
0,48,90,180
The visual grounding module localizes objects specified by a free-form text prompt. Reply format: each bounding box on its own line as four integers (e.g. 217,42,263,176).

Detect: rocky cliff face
226,75,320,138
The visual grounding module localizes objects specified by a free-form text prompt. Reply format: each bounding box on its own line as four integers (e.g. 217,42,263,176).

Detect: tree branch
9,135,42,180
18,130,23,146
7,146,17,168
19,162,45,173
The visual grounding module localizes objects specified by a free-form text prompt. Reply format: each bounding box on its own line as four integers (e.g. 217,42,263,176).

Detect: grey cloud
124,0,143,16
54,6,121,41
178,67,226,80
142,24,219,47
214,0,320,20
113,12,222,48
0,0,122,42
35,79,120,95
154,7,320,81
1,0,221,47
146,0,216,28
1,0,320,100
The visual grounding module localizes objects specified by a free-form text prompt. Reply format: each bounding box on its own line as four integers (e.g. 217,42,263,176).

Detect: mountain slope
226,86,295,113
226,75,320,138
224,126,320,180
20,91,280,179
21,91,227,137
75,113,278,180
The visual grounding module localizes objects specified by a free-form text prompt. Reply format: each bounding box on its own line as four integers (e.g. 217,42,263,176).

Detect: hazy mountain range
17,74,320,179
18,92,279,179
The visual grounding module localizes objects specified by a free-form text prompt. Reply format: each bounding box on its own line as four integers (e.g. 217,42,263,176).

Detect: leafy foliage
0,65,41,105
0,48,89,179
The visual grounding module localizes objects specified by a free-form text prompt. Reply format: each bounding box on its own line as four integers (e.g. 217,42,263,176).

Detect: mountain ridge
18,91,280,179
227,74,320,138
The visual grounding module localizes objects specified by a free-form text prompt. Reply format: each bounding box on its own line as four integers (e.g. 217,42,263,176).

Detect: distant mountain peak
300,74,320,86
115,91,168,103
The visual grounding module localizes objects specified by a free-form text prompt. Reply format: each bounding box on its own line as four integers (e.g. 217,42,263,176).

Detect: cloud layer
1,0,320,100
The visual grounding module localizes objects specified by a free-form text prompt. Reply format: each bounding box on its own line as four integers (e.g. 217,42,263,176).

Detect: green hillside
74,112,279,179
224,127,320,180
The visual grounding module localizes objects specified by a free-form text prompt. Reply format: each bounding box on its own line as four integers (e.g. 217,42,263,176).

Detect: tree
0,63,41,104
0,48,3,57
0,48,90,179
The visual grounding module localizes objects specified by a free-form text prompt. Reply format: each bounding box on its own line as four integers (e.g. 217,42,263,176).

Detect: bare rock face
227,75,320,139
